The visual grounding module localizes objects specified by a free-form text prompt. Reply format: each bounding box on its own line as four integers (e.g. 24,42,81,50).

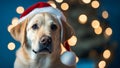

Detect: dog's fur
10,13,75,68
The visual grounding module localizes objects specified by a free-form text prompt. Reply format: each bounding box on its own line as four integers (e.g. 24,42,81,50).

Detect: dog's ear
10,19,28,44
61,19,75,43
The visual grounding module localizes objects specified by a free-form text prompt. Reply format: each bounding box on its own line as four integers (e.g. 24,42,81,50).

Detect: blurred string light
68,35,77,46
102,11,109,19
55,0,63,3
103,49,111,59
48,1,57,8
8,17,19,32
76,56,79,63
98,60,106,68
105,27,112,36
61,43,67,54
94,26,102,35
78,14,88,24
91,20,100,28
82,0,91,4
91,1,100,9
12,17,19,25
8,25,14,32
16,6,24,14
8,42,16,50
61,2,69,11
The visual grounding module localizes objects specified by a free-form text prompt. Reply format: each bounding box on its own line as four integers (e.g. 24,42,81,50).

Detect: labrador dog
10,12,75,68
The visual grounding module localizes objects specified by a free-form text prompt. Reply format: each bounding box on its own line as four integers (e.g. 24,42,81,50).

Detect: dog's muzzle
33,36,52,54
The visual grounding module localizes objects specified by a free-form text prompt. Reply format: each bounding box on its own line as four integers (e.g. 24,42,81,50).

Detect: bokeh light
105,27,112,36
76,56,79,63
68,35,77,46
8,42,16,50
78,14,88,24
55,0,63,3
61,2,69,11
48,1,57,8
94,26,102,35
82,0,91,4
91,1,100,8
8,25,14,32
98,60,106,68
91,20,100,28
12,17,19,25
103,49,111,59
102,11,109,19
16,6,24,14
61,43,67,54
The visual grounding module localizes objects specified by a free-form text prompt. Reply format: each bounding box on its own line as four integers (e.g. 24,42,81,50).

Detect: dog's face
26,13,61,54
10,12,74,56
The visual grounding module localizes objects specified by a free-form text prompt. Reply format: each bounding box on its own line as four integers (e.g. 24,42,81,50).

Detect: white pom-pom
60,51,76,66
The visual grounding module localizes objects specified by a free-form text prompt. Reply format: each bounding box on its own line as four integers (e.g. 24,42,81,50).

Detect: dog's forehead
27,13,59,28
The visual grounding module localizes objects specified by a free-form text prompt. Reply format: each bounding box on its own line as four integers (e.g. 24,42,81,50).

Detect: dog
10,12,75,68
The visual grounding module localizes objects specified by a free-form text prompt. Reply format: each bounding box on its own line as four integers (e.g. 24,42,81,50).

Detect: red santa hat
19,2,66,23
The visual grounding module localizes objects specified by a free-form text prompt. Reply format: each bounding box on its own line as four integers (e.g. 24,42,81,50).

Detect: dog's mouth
32,45,52,54
33,48,51,54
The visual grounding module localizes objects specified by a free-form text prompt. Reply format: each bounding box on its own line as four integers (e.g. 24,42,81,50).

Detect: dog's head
10,12,74,56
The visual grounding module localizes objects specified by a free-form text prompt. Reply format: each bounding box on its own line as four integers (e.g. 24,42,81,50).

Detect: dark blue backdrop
0,0,120,68
100,0,120,68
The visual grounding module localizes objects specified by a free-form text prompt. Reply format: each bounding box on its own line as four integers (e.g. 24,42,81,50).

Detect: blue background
0,0,120,68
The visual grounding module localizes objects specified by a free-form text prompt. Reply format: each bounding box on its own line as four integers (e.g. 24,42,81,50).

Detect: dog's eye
51,24,57,31
32,24,39,30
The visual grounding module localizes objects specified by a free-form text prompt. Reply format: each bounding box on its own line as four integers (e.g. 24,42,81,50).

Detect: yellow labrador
10,13,75,68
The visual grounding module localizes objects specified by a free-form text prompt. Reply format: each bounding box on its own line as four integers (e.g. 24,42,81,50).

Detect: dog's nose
40,36,52,45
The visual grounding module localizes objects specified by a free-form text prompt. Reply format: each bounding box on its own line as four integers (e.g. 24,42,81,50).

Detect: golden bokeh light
61,43,67,55
12,17,19,25
102,11,109,19
68,35,77,46
82,0,91,4
91,20,100,28
16,6,24,14
94,26,102,35
78,14,88,24
55,0,63,3
8,42,16,50
105,27,112,36
103,49,111,59
8,25,14,32
98,60,106,68
91,1,100,9
76,56,79,63
48,1,57,8
61,3,69,11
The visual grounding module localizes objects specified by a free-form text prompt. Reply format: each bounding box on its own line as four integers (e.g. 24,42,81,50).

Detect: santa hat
18,2,76,66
